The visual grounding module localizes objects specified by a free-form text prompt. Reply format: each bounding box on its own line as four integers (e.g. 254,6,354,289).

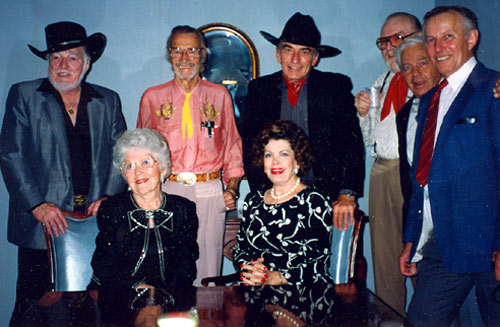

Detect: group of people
355,6,500,327
0,4,499,327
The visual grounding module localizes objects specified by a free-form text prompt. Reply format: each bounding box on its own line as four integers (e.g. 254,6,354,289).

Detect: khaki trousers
369,157,406,316
163,179,227,286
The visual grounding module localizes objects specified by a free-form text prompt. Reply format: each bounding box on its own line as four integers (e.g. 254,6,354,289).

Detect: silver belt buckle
177,172,197,186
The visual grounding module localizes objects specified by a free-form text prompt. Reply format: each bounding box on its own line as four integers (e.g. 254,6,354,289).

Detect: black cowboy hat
260,12,341,58
28,21,106,62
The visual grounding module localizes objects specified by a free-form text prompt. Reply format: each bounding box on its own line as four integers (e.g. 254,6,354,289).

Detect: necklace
270,178,301,200
61,89,81,115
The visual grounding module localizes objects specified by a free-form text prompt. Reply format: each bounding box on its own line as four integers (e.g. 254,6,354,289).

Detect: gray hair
395,35,425,70
424,6,478,39
166,25,208,64
82,46,91,65
113,129,171,177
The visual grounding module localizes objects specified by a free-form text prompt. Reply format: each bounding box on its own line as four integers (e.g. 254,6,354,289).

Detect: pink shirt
137,79,244,185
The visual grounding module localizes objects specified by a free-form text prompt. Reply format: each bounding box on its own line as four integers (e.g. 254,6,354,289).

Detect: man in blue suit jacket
0,22,127,325
398,7,500,326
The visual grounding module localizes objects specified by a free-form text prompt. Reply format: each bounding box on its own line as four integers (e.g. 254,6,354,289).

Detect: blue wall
4,0,499,324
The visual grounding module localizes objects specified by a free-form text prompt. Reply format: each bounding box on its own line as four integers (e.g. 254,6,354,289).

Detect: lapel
397,97,414,151
41,89,71,164
306,69,322,132
398,97,414,129
87,95,101,168
270,71,284,117
85,85,106,200
306,69,320,115
433,63,485,159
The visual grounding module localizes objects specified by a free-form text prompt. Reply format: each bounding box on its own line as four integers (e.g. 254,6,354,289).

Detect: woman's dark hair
251,120,312,177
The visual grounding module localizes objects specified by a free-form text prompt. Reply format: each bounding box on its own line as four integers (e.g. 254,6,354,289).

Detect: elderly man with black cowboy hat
0,21,126,325
243,12,365,226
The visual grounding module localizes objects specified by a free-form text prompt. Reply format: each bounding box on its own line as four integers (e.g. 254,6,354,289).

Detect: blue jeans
407,237,500,327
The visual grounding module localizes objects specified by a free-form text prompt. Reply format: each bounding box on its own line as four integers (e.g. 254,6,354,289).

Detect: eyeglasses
168,47,202,58
376,31,417,50
121,157,157,174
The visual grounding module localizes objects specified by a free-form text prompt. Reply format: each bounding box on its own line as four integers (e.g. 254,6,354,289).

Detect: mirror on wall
198,23,259,134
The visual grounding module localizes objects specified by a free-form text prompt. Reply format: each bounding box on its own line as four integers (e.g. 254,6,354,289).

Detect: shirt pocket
158,123,183,153
200,121,222,153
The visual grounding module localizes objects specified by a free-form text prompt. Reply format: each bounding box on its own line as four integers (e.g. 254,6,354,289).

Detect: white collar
444,56,477,92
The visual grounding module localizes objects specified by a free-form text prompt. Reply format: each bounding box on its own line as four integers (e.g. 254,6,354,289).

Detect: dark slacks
10,246,51,327
407,237,500,327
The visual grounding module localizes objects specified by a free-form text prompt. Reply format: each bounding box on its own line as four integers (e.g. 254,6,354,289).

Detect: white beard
173,62,200,81
48,67,88,92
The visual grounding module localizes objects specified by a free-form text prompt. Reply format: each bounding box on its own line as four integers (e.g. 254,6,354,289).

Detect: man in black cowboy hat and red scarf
0,21,126,325
243,12,365,226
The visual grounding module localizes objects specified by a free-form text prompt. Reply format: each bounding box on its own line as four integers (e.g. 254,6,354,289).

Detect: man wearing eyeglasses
354,12,422,316
137,25,244,286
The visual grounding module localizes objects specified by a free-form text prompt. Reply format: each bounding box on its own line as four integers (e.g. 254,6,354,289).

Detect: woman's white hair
113,128,171,178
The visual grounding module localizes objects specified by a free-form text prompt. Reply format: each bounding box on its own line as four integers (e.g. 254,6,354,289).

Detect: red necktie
380,72,408,121
283,76,306,107
415,79,448,186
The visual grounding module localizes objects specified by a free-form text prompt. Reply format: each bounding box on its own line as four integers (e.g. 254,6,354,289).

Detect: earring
294,166,299,175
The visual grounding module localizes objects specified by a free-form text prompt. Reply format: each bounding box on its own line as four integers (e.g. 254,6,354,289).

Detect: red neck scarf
283,75,306,107
380,72,408,120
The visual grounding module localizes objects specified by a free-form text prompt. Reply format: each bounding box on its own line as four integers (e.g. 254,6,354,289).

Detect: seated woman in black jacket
88,128,198,324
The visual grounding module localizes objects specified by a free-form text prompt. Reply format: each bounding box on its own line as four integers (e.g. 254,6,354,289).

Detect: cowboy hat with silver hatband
260,12,341,58
28,21,106,62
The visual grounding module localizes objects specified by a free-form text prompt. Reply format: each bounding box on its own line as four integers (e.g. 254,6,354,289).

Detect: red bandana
284,75,306,107
380,72,408,121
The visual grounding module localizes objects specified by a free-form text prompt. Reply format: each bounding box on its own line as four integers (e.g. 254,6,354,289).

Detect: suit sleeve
491,93,500,251
0,84,45,211
89,200,119,289
327,74,365,197
243,80,272,192
103,92,127,197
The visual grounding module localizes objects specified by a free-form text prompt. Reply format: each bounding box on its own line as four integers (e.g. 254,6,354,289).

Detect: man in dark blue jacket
399,6,500,326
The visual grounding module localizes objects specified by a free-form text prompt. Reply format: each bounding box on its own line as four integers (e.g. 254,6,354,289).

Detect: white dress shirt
406,97,420,166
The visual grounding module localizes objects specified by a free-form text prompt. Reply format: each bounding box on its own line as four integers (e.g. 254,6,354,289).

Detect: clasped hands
33,197,106,237
239,258,287,286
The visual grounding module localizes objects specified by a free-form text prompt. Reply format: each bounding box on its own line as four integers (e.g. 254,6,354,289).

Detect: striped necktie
415,79,448,186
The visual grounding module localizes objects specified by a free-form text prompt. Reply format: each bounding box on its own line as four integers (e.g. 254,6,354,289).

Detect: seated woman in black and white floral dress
233,120,336,324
